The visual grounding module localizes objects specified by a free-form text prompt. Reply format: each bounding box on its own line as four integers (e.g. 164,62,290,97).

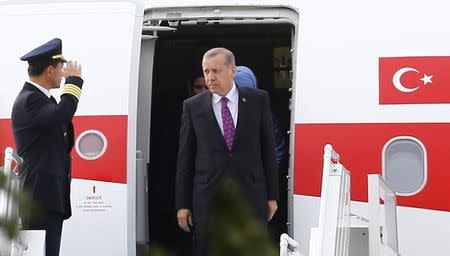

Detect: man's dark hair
27,59,61,77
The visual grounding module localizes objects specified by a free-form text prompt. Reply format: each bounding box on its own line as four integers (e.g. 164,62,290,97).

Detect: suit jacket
176,86,278,224
11,77,83,219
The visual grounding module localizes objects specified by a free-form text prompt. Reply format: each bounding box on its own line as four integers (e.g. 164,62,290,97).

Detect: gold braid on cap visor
61,84,81,100
52,54,64,59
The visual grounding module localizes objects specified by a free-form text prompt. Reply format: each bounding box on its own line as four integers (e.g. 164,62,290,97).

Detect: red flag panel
379,56,450,104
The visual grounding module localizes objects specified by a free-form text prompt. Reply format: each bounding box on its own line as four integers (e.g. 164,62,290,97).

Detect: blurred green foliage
0,166,33,239
208,178,277,256
145,177,277,256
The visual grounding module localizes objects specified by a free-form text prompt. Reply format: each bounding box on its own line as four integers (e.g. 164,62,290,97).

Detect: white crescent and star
392,67,433,93
420,73,433,85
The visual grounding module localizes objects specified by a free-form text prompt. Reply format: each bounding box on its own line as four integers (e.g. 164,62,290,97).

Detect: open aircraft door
142,4,299,252
135,24,176,252
135,29,157,253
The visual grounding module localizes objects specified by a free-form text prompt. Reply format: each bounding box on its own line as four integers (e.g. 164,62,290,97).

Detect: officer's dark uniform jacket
12,77,83,220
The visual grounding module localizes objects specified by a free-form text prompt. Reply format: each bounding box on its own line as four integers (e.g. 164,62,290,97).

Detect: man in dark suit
11,38,83,256
176,47,278,255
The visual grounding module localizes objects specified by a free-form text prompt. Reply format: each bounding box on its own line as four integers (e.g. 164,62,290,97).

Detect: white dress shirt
212,82,239,135
28,80,51,98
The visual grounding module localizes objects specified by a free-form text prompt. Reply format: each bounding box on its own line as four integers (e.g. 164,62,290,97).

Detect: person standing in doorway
190,69,209,96
176,47,279,256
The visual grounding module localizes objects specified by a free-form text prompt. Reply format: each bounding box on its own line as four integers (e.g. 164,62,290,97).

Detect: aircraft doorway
146,22,294,255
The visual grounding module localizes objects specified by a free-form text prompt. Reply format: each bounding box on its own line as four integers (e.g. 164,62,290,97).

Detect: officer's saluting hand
63,60,82,78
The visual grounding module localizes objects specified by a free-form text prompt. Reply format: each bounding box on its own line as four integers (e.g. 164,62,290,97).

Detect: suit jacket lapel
202,92,228,150
233,87,248,150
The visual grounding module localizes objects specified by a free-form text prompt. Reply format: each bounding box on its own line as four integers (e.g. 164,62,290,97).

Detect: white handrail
4,147,23,173
280,233,302,256
368,174,399,256
1,147,28,256
1,147,22,221
317,144,351,256
324,144,340,163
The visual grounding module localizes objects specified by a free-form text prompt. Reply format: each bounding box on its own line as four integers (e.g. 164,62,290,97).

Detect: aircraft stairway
0,147,45,256
280,144,401,256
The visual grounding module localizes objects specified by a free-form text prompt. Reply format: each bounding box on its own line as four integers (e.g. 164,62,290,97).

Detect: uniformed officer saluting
11,38,83,256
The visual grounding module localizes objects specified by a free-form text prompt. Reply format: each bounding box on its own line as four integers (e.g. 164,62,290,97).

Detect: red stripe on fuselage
0,119,14,161
0,116,127,184
294,123,450,212
72,115,127,183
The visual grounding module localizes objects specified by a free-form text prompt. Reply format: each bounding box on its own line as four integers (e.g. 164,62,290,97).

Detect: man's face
49,62,64,89
202,54,236,96
192,77,208,95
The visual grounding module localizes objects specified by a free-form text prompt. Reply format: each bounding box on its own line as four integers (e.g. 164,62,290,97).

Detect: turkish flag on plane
379,56,450,104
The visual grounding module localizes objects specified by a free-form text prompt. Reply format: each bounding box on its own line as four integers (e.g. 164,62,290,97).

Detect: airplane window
75,130,108,160
382,136,427,196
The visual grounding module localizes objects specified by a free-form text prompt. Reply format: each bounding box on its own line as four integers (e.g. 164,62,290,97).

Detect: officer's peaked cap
20,38,66,63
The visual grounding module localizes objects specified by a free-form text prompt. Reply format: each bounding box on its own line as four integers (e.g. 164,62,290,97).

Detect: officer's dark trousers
23,213,64,256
